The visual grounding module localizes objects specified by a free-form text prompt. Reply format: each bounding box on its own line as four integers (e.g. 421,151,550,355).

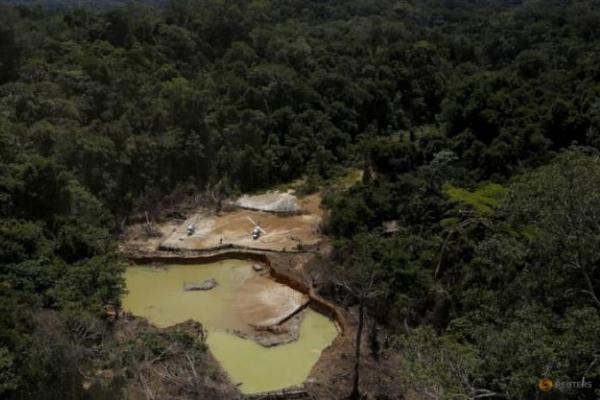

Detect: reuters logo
538,378,554,392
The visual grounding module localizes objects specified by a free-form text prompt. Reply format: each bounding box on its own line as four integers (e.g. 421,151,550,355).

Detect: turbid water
123,261,338,394
207,310,338,394
123,260,254,332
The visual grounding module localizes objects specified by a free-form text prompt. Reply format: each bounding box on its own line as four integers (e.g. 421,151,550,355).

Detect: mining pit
120,191,345,396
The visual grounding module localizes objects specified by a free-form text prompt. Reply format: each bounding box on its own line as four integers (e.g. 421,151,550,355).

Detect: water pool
123,261,338,394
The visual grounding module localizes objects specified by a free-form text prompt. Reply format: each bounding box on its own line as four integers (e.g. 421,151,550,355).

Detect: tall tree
506,151,600,312
332,238,383,400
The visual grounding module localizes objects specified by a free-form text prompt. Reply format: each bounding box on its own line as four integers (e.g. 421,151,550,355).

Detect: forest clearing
118,190,352,397
2,0,600,399
159,192,324,252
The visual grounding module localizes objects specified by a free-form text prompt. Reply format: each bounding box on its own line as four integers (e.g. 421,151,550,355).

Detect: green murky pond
207,310,337,394
123,261,338,394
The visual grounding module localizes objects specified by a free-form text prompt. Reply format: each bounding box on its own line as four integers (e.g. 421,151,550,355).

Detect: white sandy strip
235,192,301,213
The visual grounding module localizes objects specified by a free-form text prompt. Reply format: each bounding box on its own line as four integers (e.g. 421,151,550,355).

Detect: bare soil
159,193,324,253
235,275,309,328
231,309,307,347
235,191,301,213
118,191,411,399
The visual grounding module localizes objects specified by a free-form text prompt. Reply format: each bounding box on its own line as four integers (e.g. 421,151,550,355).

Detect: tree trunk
581,266,600,311
350,301,364,400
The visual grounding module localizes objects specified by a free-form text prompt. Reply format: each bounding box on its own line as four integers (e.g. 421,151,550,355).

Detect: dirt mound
235,192,301,213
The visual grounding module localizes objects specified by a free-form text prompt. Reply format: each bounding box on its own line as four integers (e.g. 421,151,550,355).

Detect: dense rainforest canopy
1,0,600,399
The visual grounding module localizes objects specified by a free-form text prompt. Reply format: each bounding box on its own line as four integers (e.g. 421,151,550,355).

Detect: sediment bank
127,250,345,334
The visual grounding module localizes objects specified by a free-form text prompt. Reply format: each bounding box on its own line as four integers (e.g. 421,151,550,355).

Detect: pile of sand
235,192,301,213
235,276,309,328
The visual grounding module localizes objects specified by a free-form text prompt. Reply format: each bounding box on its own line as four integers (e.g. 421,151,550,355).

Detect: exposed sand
160,194,324,252
235,191,301,213
117,189,368,399
235,275,309,328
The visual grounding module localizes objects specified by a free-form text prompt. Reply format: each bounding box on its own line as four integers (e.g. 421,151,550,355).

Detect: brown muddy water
122,261,338,394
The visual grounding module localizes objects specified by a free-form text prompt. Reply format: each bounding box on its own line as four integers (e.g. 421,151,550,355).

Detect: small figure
186,224,195,236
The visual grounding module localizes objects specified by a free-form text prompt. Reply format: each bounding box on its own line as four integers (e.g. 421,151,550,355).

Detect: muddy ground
158,193,323,253
119,192,410,400
122,250,408,399
272,249,407,400
235,275,309,328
